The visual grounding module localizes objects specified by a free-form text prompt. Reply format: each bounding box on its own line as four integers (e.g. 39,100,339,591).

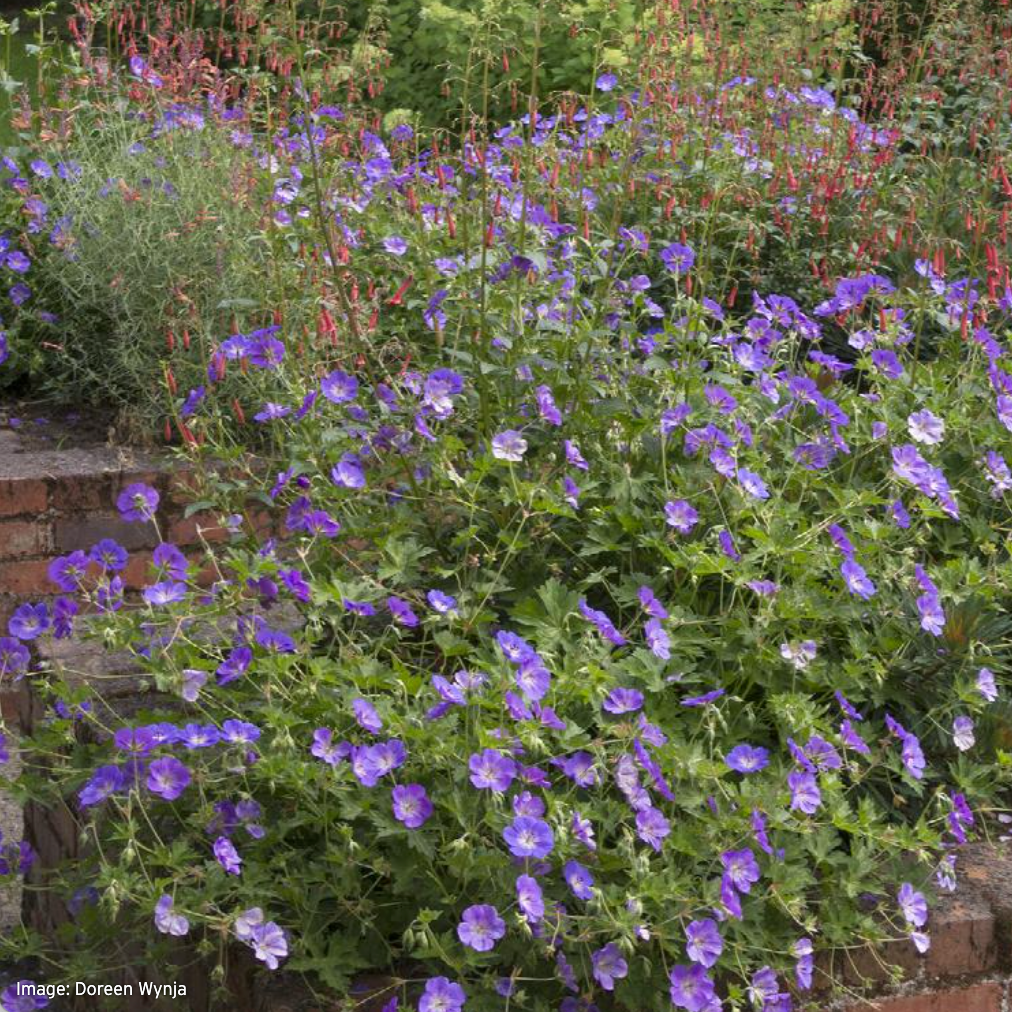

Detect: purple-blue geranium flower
908,409,944,445
660,242,695,275
352,698,383,733
48,551,89,591
250,921,288,970
591,943,628,991
639,585,668,618
222,719,260,745
311,728,350,766
214,836,242,875
178,723,220,749
392,784,433,828
457,904,505,951
664,499,698,533
427,589,458,615
578,599,627,646
737,467,770,500
721,848,760,894
898,882,928,927
0,637,30,678
977,667,998,702
682,688,725,707
719,529,740,561
351,740,406,786
469,749,515,791
332,453,366,489
217,646,253,685
143,581,187,606
419,977,465,1012
321,369,359,403
422,369,464,418
644,617,671,659
534,384,563,426
725,744,769,773
635,806,671,851
78,764,126,807
552,750,600,787
595,71,618,91
8,602,49,641
563,859,595,900
503,815,554,858
147,756,191,800
516,873,544,923
788,771,821,814
387,596,420,627
154,895,189,936
669,963,717,1011
117,482,160,522
840,559,876,599
254,402,290,423
516,658,551,701
602,687,644,714
685,918,723,968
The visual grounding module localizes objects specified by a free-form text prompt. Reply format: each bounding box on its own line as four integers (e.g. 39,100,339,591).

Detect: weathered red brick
0,559,57,595
835,937,920,989
47,473,112,512
960,843,1012,967
0,519,53,559
0,478,47,518
0,689,20,721
120,553,154,590
924,893,995,977
843,983,1002,1012
167,512,228,546
53,515,158,553
165,468,202,504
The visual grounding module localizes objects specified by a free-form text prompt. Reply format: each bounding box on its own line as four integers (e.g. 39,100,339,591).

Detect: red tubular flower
387,276,413,306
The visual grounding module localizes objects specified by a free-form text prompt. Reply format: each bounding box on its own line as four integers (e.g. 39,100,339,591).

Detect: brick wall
0,435,217,941
2,438,1012,1011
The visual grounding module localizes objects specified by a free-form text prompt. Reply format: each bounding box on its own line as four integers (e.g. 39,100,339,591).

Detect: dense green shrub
7,231,1012,1009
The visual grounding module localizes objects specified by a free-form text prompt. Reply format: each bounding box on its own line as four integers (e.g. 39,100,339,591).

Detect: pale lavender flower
788,771,820,814
898,883,928,927
214,836,242,875
977,667,998,702
665,499,699,533
952,716,975,751
154,895,189,936
250,921,288,969
491,430,527,461
645,617,671,659
516,874,544,923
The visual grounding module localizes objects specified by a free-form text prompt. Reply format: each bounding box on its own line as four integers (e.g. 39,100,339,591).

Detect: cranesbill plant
3,244,1012,1011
